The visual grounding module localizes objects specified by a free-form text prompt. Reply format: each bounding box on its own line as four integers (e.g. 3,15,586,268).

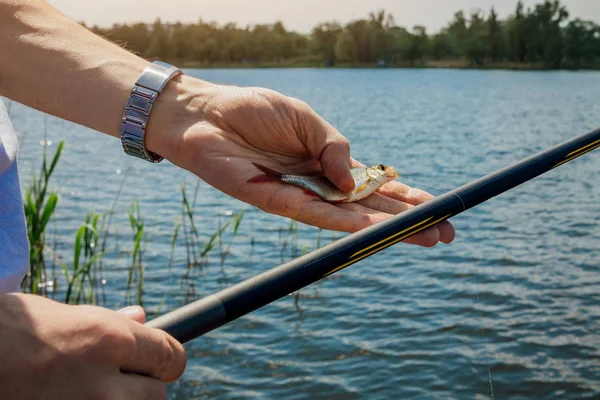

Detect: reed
63,211,105,305
22,139,64,295
97,167,130,305
218,210,244,266
127,200,146,306
278,219,300,262
177,181,245,279
168,218,181,271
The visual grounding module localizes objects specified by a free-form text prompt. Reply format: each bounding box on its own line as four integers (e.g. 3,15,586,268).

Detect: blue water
7,69,600,399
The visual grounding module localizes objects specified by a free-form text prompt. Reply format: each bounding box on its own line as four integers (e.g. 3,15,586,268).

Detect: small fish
248,163,399,203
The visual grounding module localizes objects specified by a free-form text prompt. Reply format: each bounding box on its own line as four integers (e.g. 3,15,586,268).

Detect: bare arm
0,0,454,241
0,0,203,157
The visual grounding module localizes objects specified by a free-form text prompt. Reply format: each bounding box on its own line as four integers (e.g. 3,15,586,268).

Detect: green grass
63,212,105,305
176,181,246,278
127,200,146,306
22,138,63,295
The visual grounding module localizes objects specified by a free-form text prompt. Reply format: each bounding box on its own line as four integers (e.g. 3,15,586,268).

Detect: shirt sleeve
0,100,29,293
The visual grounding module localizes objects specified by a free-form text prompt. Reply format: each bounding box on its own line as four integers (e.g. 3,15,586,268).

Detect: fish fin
252,163,283,178
354,182,370,194
248,163,283,184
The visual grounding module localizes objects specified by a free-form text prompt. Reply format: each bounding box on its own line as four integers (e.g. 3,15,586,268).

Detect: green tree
446,11,469,56
464,11,490,65
531,0,569,68
334,29,358,62
403,26,429,65
171,23,191,60
368,10,395,61
488,7,505,61
146,19,171,60
430,33,454,60
311,22,342,62
345,20,374,62
386,26,411,61
507,1,528,62
81,2,600,70
563,20,600,68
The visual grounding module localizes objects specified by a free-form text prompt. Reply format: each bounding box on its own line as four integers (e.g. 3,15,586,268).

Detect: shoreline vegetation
177,59,584,71
86,0,600,71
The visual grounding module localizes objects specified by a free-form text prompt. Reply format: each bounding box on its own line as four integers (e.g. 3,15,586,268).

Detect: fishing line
400,173,494,398
463,214,495,399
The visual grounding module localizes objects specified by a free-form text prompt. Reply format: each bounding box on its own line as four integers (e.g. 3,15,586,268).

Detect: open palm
168,85,454,247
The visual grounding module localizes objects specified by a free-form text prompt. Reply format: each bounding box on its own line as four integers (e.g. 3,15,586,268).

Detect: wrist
144,74,216,161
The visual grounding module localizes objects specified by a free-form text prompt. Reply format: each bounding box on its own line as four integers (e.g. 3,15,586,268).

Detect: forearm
0,0,208,157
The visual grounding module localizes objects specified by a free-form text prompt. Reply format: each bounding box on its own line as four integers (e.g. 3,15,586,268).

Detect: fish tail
247,163,283,183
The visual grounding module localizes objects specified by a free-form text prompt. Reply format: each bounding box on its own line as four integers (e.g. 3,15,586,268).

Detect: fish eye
378,164,386,171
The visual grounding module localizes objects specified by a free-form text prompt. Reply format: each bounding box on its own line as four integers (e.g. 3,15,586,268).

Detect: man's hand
0,1,454,247
149,81,455,247
0,293,186,400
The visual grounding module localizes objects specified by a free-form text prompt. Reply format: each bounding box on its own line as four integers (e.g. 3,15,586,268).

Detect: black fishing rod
146,127,600,344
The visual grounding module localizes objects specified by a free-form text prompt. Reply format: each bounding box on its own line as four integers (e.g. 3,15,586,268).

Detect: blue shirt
0,100,28,293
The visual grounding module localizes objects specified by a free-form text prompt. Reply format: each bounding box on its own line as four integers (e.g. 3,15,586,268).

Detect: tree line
89,0,600,69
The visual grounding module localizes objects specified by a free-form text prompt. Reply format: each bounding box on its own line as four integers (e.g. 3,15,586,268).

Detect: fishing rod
146,127,600,344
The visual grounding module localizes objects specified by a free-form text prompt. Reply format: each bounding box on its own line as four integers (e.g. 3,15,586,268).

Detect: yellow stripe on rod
349,217,434,259
566,138,600,158
323,214,452,278
553,143,600,169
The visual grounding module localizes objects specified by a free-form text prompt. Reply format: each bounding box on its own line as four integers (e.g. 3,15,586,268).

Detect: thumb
297,102,354,192
117,305,146,324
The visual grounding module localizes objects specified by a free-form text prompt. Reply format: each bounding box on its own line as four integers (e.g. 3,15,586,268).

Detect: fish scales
248,163,398,203
281,167,392,203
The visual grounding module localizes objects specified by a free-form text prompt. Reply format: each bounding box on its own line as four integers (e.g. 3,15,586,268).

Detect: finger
117,306,146,324
374,182,456,243
296,103,354,192
403,221,454,246
437,220,456,244
336,202,393,224
376,180,435,205
293,200,383,233
320,141,354,192
119,321,187,382
357,194,456,244
108,372,167,400
402,226,441,247
357,192,412,214
339,202,443,247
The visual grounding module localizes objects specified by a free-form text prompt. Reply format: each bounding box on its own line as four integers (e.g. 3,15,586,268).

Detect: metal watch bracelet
120,61,183,163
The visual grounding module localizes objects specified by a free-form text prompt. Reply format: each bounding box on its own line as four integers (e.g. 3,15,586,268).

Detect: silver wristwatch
120,61,183,163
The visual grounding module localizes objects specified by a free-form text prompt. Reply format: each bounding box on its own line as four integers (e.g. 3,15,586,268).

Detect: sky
48,0,600,34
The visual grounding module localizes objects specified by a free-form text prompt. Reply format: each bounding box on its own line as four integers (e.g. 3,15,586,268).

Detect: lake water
7,68,600,399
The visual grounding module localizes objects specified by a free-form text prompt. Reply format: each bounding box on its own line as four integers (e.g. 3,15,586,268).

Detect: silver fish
248,163,399,203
